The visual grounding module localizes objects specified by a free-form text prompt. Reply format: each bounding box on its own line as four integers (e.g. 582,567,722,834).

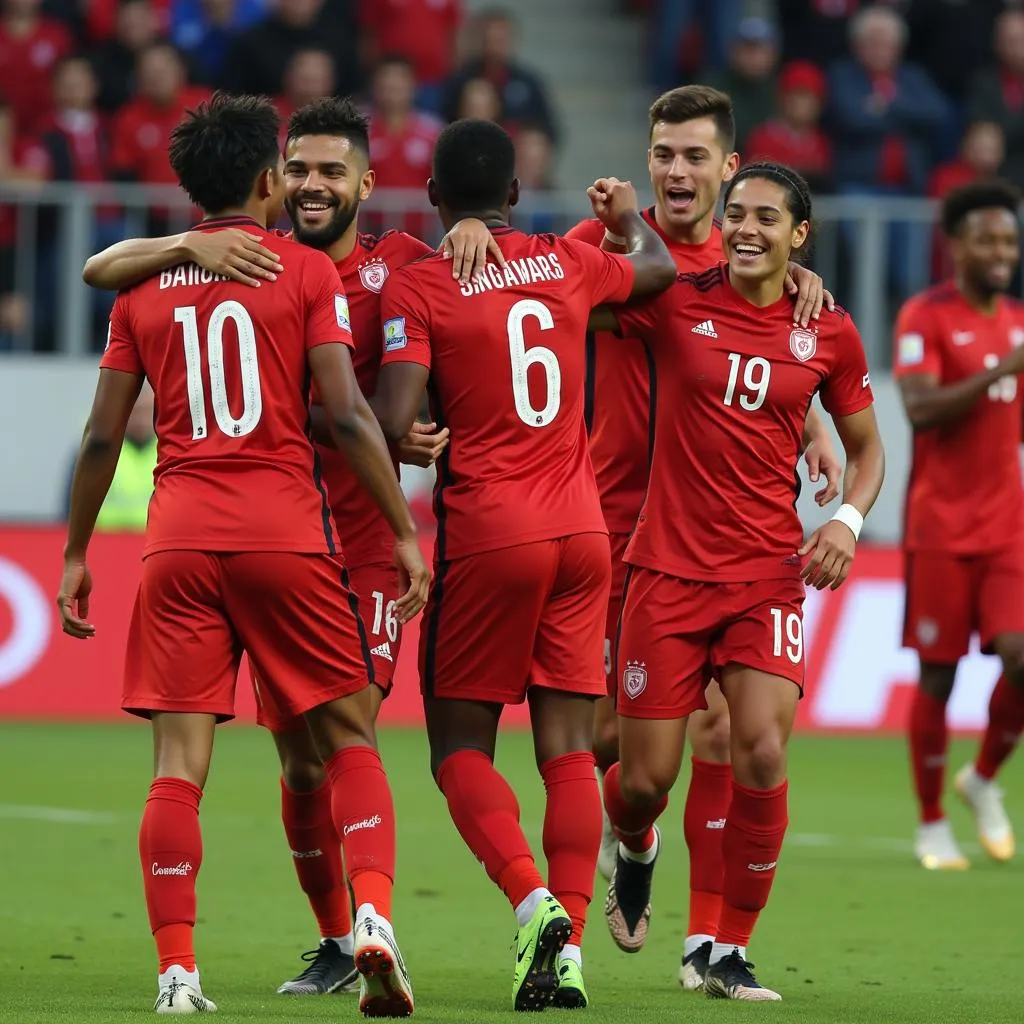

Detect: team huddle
58,80,907,1016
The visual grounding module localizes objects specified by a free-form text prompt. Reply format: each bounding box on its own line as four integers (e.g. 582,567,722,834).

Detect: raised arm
83,229,284,291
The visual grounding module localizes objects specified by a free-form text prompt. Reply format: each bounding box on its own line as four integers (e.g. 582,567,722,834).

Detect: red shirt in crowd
359,0,461,84
0,15,73,140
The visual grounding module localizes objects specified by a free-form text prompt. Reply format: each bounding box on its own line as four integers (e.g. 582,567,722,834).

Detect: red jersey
100,216,353,558
894,282,1024,554
317,230,432,567
566,209,723,533
616,264,873,582
0,17,72,140
380,226,636,559
359,0,461,84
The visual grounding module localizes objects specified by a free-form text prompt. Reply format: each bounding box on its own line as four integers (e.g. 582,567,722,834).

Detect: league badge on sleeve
383,317,408,352
334,295,351,333
789,327,817,362
897,333,924,366
358,257,389,293
622,660,648,700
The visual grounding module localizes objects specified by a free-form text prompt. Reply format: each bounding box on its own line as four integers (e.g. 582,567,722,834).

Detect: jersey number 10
983,353,1018,403
175,302,263,440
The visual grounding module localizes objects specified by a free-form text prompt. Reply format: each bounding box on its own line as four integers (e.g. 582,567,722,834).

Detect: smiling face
283,133,372,250
722,176,809,286
648,115,738,237
952,207,1020,298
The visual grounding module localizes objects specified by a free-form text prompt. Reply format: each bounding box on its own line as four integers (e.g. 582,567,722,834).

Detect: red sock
139,777,203,973
280,778,352,938
541,751,601,945
684,758,731,937
976,675,1024,780
602,761,667,853
323,746,394,920
717,780,788,948
909,688,948,823
436,749,545,910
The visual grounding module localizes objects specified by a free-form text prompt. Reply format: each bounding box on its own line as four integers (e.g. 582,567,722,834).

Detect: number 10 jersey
379,226,636,560
101,215,353,557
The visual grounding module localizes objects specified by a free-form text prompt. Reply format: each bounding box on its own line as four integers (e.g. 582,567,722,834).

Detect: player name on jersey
158,263,231,289
459,253,566,296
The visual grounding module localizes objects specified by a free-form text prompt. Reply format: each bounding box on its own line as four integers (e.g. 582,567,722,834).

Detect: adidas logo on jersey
691,319,717,338
370,641,394,662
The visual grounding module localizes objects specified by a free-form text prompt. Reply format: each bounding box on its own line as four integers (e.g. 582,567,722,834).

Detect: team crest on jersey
789,327,817,362
622,660,648,700
358,257,389,293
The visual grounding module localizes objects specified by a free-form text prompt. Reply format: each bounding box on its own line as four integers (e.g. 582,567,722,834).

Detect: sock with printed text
541,751,602,945
602,761,667,854
976,675,1024,780
684,758,731,941
139,776,203,973
716,780,788,951
436,749,546,910
909,687,949,823
280,777,352,939
324,746,394,921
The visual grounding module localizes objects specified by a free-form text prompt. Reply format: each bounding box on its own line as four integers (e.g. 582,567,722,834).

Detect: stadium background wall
0,527,1002,731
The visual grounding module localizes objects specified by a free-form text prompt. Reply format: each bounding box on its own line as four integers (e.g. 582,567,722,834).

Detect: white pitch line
0,804,119,824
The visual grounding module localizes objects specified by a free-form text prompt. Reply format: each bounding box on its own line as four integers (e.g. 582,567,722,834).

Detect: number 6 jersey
379,225,636,559
100,215,352,556
615,263,873,583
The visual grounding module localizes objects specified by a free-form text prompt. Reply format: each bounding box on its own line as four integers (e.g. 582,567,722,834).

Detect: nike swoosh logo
517,942,533,964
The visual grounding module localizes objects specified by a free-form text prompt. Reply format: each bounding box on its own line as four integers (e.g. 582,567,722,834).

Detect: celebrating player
570,85,841,988
591,162,884,1001
371,119,676,1011
82,97,499,996
895,180,1024,870
58,94,429,1017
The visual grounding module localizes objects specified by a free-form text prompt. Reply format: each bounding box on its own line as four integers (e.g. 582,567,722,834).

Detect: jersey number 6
508,298,560,428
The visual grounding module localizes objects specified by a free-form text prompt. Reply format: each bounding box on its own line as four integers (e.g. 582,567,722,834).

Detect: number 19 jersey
100,216,353,557
379,226,636,559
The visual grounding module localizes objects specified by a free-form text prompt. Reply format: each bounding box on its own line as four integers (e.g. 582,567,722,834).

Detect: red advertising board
0,527,1000,731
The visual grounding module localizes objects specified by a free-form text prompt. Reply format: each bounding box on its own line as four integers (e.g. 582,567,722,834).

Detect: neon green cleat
512,895,572,1012
552,956,588,1009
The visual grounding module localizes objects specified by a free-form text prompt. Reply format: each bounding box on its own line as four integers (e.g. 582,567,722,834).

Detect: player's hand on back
440,218,508,285
393,538,431,621
798,520,856,591
395,421,450,467
587,177,639,237
784,263,835,328
56,558,95,639
998,342,1024,376
183,228,283,287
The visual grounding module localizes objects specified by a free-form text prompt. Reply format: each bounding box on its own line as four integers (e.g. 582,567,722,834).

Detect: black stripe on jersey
420,558,449,699
193,215,263,232
338,562,375,687
901,552,914,641
584,332,597,435
645,343,657,467
359,230,392,252
679,265,723,291
303,366,336,554
611,564,636,712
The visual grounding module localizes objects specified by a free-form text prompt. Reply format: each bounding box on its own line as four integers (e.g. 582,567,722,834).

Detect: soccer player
81,97,499,996
570,84,841,989
58,93,429,1017
592,162,884,1001
371,118,677,1010
895,180,1024,870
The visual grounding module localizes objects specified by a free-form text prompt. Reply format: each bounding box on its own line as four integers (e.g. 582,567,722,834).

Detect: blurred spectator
512,123,557,233
359,0,461,113
706,15,780,157
220,0,359,100
0,0,73,141
172,0,271,85
778,0,860,67
451,77,502,122
65,383,157,530
367,55,442,237
81,0,170,42
278,48,335,119
441,8,558,144
87,0,162,114
648,0,743,89
746,61,832,193
968,9,1024,187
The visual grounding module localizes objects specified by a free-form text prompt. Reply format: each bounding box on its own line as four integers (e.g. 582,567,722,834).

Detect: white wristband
604,230,627,246
831,503,863,541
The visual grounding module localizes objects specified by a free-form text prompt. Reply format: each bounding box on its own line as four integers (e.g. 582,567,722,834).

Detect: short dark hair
169,92,281,215
649,85,735,151
942,179,1021,237
432,118,515,210
286,96,370,158
723,161,812,223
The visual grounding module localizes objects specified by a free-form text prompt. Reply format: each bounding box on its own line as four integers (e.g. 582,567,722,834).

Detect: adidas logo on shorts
370,641,393,662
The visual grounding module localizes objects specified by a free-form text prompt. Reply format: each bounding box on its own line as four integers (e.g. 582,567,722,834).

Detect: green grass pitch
0,723,1021,1023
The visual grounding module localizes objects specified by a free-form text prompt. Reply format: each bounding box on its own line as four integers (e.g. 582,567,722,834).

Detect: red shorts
255,560,402,732
604,531,632,697
616,567,806,720
122,551,370,722
903,547,1024,663
420,533,611,704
